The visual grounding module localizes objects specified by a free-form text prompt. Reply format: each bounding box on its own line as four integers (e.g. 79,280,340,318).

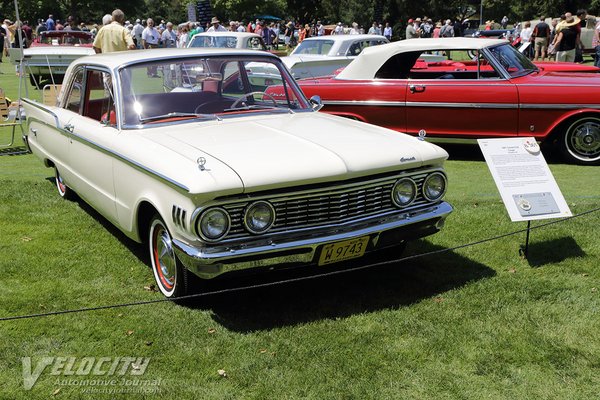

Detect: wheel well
549,112,600,144
137,201,159,244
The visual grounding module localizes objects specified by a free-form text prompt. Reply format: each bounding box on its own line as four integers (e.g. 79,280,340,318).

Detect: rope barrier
1,205,598,322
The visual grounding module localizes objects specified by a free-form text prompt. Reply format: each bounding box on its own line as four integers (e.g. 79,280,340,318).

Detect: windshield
487,43,537,78
188,35,238,48
37,32,93,46
119,56,310,127
292,39,334,56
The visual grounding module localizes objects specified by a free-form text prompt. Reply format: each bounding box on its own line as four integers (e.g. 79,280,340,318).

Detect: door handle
30,128,37,137
63,123,74,133
409,84,426,93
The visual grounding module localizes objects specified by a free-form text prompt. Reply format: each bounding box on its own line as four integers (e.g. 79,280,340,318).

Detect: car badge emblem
418,129,427,141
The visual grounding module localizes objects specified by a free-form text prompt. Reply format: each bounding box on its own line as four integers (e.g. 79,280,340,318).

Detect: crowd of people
2,8,599,67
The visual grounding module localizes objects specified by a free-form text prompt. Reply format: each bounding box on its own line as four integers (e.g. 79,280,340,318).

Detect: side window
222,61,243,96
346,41,363,56
65,68,84,113
82,69,116,125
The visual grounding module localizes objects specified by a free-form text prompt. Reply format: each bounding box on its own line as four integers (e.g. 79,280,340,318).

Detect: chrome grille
218,170,436,240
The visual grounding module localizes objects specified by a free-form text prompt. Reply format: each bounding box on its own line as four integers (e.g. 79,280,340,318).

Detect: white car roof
299,34,388,43
336,37,508,79
190,31,262,40
70,48,277,71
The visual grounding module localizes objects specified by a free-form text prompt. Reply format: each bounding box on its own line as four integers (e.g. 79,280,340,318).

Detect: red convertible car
285,38,600,165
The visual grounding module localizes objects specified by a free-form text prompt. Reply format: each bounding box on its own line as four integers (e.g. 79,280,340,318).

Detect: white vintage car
188,31,267,51
22,48,452,298
281,34,389,79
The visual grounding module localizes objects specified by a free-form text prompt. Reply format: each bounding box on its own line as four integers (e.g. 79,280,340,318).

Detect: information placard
478,137,572,222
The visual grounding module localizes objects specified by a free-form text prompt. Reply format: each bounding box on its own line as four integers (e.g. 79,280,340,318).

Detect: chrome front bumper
172,201,452,279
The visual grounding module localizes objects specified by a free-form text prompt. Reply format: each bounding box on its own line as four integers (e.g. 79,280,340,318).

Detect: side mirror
309,95,323,111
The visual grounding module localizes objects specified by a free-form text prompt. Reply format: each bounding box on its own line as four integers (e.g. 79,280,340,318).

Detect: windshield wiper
138,112,217,124
222,105,283,113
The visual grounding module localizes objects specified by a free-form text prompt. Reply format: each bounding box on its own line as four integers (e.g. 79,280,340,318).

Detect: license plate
318,236,370,266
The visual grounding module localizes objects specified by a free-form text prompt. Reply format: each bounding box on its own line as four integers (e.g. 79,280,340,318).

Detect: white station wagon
22,48,452,298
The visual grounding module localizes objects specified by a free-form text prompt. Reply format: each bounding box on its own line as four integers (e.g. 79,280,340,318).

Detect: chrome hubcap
155,227,176,288
568,120,600,161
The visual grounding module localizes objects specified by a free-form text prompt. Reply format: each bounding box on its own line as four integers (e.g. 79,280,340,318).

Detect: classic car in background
188,31,268,51
22,49,453,298
9,30,95,87
287,38,600,165
280,34,389,79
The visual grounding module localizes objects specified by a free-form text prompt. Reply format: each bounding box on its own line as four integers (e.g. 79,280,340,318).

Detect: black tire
55,167,73,199
561,117,600,165
148,214,190,298
29,74,40,88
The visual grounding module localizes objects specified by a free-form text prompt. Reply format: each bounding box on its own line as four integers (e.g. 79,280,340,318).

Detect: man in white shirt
161,22,177,48
132,19,143,49
142,18,160,48
207,17,227,32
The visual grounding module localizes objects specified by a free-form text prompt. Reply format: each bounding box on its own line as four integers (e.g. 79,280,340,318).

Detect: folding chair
0,89,24,148
42,84,61,106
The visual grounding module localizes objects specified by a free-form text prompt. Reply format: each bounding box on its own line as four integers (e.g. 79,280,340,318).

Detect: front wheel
149,215,190,298
562,117,600,165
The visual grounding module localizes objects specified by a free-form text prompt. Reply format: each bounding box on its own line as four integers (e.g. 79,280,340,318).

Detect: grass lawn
1,58,600,399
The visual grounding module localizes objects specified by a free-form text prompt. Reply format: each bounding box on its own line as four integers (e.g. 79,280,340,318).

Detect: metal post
523,220,531,258
480,0,483,29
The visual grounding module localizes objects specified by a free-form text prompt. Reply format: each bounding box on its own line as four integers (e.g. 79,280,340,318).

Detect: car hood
144,112,447,193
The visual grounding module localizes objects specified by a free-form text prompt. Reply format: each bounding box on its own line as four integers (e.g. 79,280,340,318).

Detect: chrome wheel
563,117,600,165
149,216,181,297
55,168,72,199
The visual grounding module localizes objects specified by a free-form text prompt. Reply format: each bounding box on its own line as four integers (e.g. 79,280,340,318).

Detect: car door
64,67,118,221
405,50,519,139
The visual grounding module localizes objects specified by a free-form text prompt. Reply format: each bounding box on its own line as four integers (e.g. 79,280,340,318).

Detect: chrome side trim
173,201,453,279
323,100,404,107
67,131,190,192
519,104,600,110
406,101,518,109
324,99,600,111
21,98,61,129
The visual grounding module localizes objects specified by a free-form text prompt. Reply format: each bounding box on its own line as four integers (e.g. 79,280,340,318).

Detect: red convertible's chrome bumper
172,202,452,279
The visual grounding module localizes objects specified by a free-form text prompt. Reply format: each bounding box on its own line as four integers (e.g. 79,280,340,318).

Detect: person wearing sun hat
553,13,580,62
207,16,226,32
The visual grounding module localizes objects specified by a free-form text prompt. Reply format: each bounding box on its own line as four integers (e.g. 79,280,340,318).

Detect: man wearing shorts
533,16,550,61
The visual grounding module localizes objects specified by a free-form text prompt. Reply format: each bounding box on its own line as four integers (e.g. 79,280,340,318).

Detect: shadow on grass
49,177,495,331
525,236,586,267
45,177,149,265
0,146,28,156
195,240,496,332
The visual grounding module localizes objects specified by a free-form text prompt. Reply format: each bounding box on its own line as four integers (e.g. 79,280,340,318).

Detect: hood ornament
197,157,207,171
418,129,427,141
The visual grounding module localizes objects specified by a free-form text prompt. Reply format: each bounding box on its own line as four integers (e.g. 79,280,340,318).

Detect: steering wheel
194,101,222,114
230,91,278,109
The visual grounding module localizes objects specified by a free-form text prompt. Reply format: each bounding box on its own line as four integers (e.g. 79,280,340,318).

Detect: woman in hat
553,14,580,62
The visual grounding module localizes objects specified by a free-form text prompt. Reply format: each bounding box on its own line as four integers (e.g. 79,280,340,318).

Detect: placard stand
519,221,532,258
478,138,572,262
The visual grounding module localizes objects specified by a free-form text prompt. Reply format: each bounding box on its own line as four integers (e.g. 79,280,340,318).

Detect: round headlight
244,201,275,234
423,172,447,202
197,208,230,241
391,178,417,207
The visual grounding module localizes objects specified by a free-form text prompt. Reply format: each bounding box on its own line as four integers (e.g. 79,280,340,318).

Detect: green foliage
2,0,598,30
